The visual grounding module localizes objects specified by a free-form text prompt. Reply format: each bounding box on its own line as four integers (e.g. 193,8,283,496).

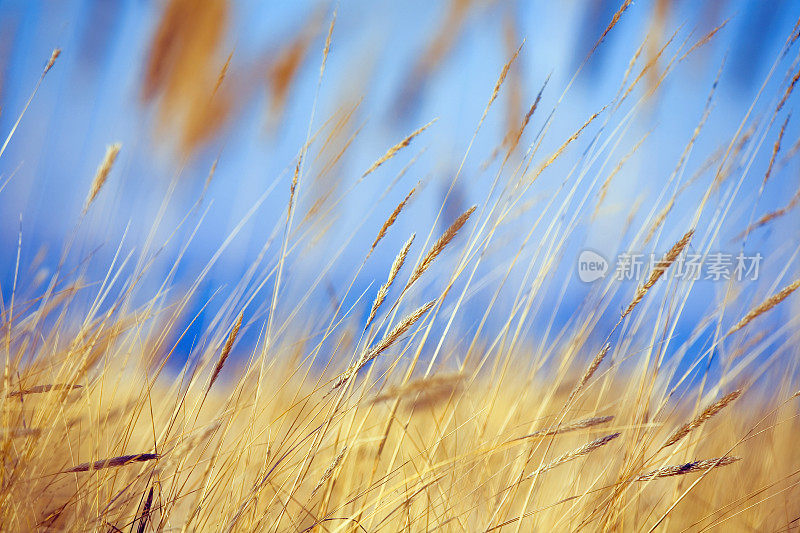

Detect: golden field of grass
2,1,800,531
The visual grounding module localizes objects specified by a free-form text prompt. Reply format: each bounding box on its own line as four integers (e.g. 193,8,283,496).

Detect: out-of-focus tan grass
4,354,799,531
2,1,800,531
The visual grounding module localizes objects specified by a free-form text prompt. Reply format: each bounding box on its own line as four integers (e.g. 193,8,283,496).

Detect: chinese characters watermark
577,250,762,283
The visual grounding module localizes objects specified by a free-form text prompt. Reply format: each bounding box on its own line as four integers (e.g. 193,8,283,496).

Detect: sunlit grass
1,2,800,531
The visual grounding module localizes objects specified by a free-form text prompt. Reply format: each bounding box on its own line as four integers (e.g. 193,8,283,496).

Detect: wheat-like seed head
594,132,648,220
678,19,730,63
44,49,60,75
643,198,675,246
512,415,615,442
777,66,800,113
592,0,633,55
288,156,301,221
366,234,415,330
62,453,160,473
634,456,741,481
762,114,790,190
331,300,435,391
83,143,121,214
311,445,347,496
369,188,416,256
531,109,604,183
622,229,694,319
502,76,546,162
208,313,244,392
366,300,436,361
487,43,522,111
661,389,742,449
8,383,83,399
137,486,155,532
212,52,233,99
319,10,335,79
727,278,800,336
567,343,612,405
527,432,620,478
361,119,436,179
370,373,463,407
404,206,476,293
735,188,800,240
199,158,219,203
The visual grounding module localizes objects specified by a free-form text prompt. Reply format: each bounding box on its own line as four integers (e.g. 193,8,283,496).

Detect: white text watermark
577,250,762,283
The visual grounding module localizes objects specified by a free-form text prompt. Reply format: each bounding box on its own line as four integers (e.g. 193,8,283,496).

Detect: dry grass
2,2,800,532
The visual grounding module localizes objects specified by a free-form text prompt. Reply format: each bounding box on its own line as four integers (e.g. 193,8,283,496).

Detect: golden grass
2,2,800,532
2,368,796,531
